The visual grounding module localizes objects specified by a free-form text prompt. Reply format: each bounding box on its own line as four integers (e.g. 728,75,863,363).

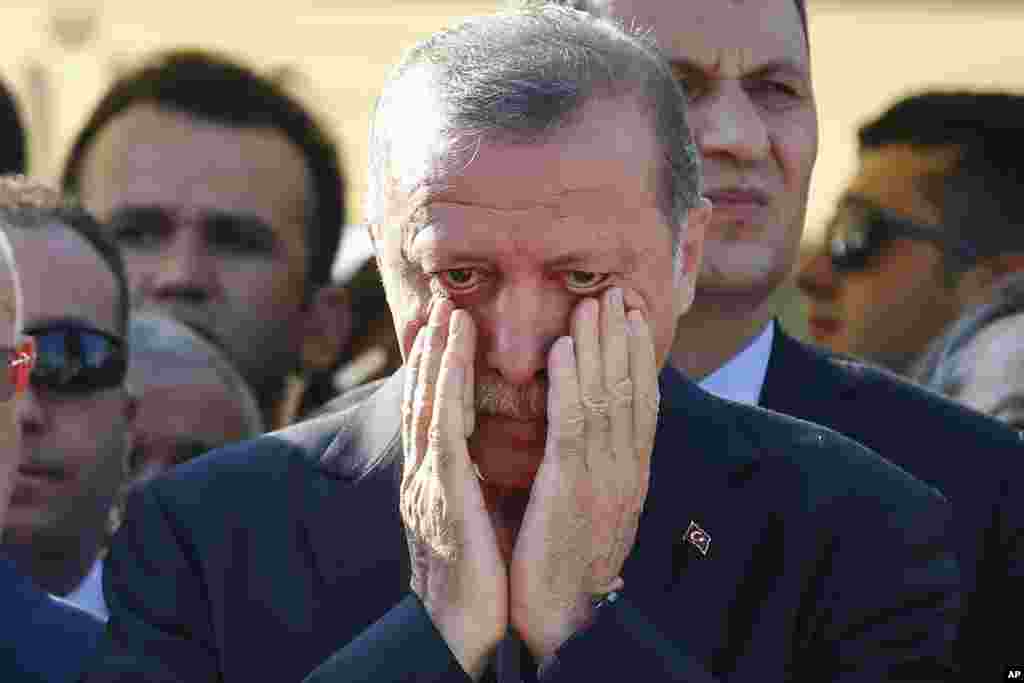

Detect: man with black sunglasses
799,91,1024,375
0,175,135,621
574,2,1023,679
1,222,105,682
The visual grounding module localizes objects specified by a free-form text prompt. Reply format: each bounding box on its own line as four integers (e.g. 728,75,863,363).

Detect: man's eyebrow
200,210,278,239
670,58,809,81
545,248,636,269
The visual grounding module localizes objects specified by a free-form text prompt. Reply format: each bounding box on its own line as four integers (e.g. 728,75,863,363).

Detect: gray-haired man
86,5,956,682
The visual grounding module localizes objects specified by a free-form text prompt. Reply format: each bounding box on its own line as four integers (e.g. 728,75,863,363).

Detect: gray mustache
474,375,547,421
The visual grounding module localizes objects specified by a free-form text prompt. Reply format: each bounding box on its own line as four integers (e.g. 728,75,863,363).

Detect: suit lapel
300,370,410,610
624,368,785,672
761,326,858,418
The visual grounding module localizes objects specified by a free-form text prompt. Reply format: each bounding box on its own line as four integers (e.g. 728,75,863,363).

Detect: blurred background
3,0,1022,335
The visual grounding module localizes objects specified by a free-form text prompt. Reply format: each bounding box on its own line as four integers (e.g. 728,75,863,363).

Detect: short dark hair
858,91,1024,275
0,175,129,334
1,77,26,175
61,49,346,290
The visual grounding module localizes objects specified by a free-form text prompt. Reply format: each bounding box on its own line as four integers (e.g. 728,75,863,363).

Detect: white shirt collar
60,557,108,621
698,321,775,406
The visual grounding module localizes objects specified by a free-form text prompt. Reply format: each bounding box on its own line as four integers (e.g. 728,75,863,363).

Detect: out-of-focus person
575,2,1022,679
304,227,402,418
1,77,27,175
125,310,264,491
0,175,134,621
916,272,1024,428
798,91,1024,375
1,219,103,682
62,49,352,429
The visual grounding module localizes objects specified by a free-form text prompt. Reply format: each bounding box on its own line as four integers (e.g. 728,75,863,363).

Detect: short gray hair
127,311,265,437
365,2,701,242
917,272,1024,396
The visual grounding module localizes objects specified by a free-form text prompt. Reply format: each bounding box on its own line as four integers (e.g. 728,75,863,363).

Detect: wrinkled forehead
606,0,808,70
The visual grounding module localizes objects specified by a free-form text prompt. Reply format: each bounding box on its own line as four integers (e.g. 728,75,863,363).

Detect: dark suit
762,328,1024,681
1,554,103,682
85,367,958,682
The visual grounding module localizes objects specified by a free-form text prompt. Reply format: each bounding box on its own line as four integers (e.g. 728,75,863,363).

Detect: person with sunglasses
799,91,1024,376
0,175,135,622
569,4,1023,679
1,226,104,682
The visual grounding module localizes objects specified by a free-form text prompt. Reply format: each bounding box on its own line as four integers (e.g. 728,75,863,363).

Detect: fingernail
565,336,575,357
450,309,463,335
609,287,623,308
627,310,644,336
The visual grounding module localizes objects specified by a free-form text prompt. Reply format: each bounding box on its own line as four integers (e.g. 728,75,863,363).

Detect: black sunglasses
23,322,127,396
827,197,977,273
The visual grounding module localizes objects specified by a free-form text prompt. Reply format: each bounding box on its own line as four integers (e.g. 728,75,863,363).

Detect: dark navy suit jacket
761,328,1024,681
84,367,958,682
1,555,103,682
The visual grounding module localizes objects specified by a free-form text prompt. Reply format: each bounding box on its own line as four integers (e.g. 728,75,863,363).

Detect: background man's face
77,104,312,396
3,226,131,547
944,312,1024,427
374,96,696,490
606,0,818,303
129,365,252,489
798,145,961,369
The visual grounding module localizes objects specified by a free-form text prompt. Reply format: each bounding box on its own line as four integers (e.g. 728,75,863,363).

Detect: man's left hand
510,286,660,661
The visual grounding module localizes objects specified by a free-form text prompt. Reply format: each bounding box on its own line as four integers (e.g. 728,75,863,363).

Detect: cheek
772,116,818,192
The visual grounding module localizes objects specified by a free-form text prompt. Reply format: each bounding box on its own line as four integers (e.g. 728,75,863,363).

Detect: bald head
127,312,264,487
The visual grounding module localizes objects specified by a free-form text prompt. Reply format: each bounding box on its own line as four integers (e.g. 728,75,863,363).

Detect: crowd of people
1,0,1021,681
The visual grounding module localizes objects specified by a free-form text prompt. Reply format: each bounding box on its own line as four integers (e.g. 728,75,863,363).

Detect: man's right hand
400,298,506,680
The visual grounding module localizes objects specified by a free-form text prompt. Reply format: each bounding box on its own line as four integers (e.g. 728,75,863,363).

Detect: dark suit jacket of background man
84,367,958,682
762,327,1023,682
1,555,103,682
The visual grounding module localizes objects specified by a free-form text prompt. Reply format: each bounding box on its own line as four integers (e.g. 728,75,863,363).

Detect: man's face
606,0,818,303
374,96,701,490
3,226,132,547
797,145,961,370
944,312,1024,428
128,366,253,489
77,104,312,398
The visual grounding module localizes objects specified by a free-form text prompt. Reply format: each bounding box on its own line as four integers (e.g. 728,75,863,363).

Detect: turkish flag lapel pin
684,520,711,556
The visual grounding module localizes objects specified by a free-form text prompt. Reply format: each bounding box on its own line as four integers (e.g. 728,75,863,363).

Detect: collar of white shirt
698,321,775,406
59,557,108,621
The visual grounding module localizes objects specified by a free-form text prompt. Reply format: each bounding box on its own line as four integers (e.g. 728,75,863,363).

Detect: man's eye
748,80,802,109
110,213,172,249
206,216,276,256
562,270,609,293
437,268,483,291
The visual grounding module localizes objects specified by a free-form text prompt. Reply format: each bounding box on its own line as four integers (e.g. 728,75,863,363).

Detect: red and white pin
685,520,711,556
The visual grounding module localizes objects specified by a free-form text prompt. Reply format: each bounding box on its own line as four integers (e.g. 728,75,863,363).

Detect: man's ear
675,197,711,316
955,253,1024,310
301,284,353,373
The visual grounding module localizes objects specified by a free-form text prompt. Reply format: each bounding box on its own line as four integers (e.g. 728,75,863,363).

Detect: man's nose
17,384,49,437
796,248,838,301
148,226,220,304
694,82,771,163
481,285,568,386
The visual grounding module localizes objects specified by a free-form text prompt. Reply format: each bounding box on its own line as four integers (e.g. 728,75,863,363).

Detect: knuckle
580,390,611,418
608,377,634,406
